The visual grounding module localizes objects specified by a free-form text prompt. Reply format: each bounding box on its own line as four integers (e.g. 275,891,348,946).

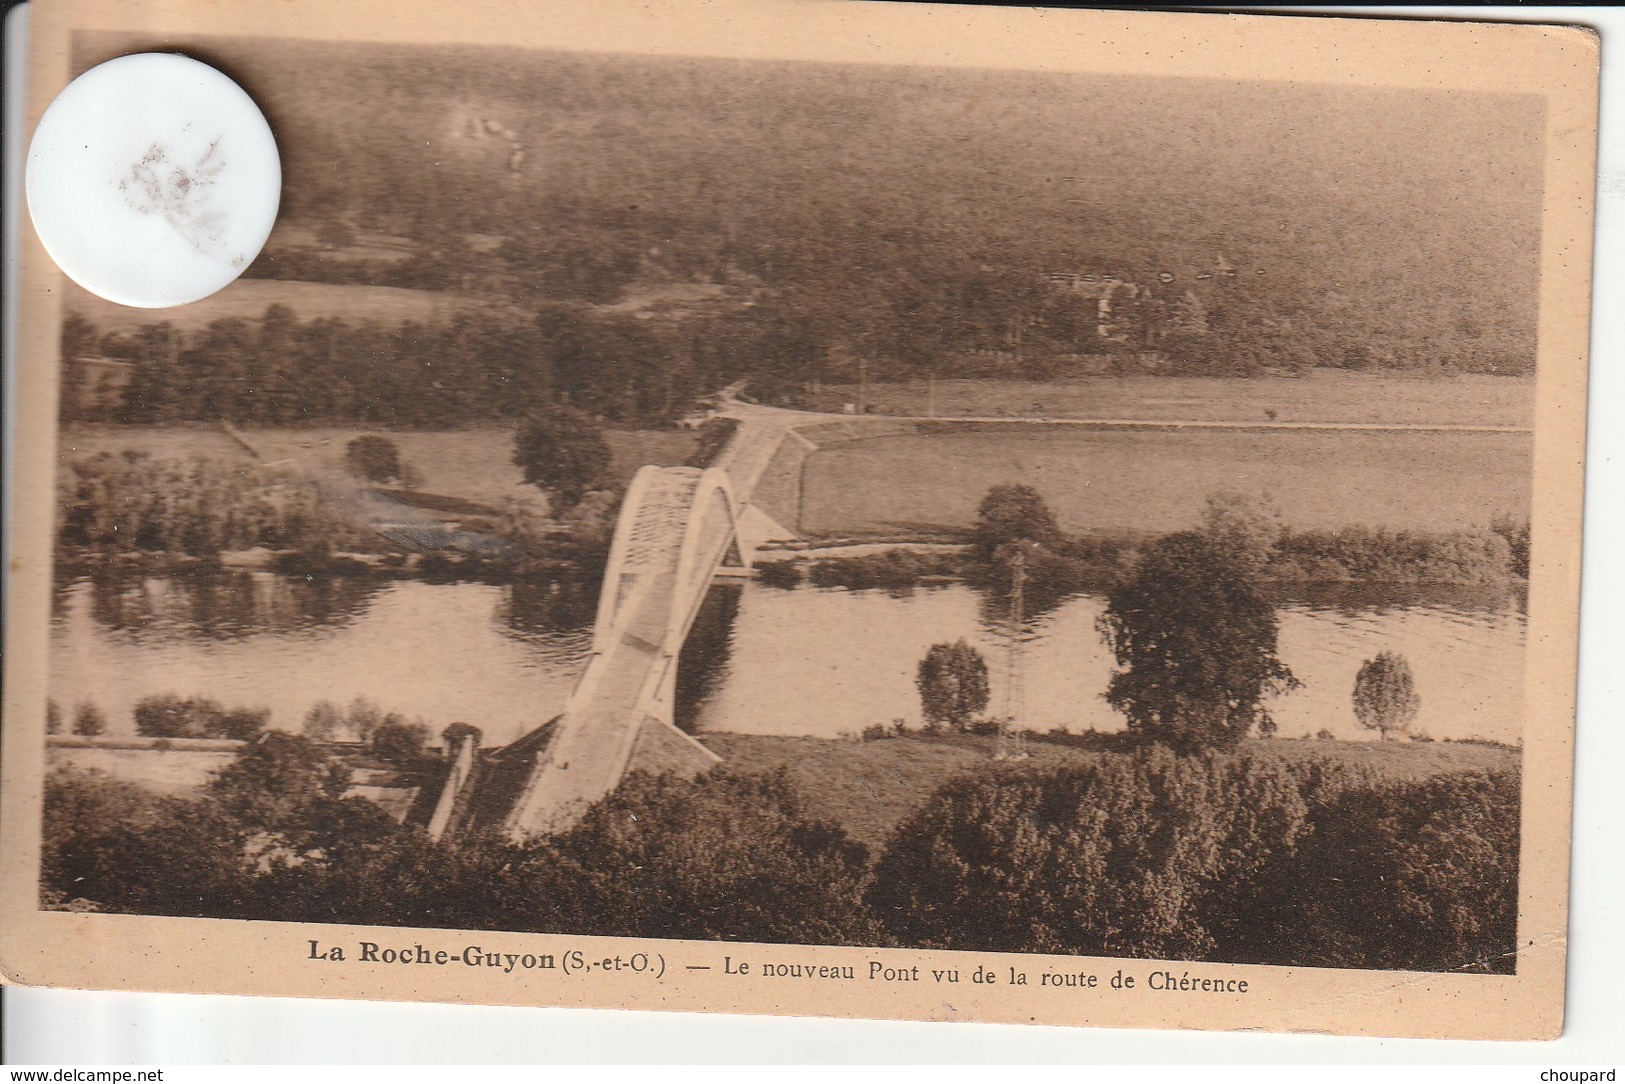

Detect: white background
4,2,1622,1066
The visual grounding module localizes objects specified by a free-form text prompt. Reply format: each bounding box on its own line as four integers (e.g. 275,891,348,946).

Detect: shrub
545,770,882,945
215,707,270,742
1278,769,1520,973
1200,491,1283,575
41,766,251,917
869,749,1309,959
344,435,403,484
685,417,740,469
134,693,196,738
208,731,353,839
971,484,1066,566
347,696,386,744
58,452,372,556
46,700,63,735
134,694,267,740
72,702,108,737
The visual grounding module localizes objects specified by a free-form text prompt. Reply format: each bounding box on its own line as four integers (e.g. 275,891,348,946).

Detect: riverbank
754,521,1528,594
698,730,1519,851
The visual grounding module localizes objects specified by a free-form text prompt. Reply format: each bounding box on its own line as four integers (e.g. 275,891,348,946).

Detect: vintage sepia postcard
0,0,1599,1039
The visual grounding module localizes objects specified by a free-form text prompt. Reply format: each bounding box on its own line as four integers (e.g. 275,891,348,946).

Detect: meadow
813,370,1535,428
798,426,1532,537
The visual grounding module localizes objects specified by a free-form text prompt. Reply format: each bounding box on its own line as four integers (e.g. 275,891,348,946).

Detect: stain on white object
26,53,281,308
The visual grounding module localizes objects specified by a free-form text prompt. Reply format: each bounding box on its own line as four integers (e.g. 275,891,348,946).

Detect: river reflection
49,571,1527,749
49,571,597,744
60,568,383,641
682,580,1527,745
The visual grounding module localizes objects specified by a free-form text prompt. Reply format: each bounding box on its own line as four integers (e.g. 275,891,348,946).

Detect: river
48,571,1526,747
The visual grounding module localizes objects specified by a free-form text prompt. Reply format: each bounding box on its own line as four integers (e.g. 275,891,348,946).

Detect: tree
344,435,403,484
868,749,1309,959
1098,531,1299,753
303,700,344,742
550,769,881,945
73,702,108,738
1280,769,1518,972
346,696,386,745
970,483,1065,565
1352,651,1421,741
512,406,613,511
209,731,351,832
916,640,991,730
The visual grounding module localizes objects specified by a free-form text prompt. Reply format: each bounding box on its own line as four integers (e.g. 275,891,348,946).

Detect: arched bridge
502,403,805,838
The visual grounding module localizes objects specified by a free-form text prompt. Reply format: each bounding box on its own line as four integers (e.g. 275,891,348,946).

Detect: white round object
26,53,281,308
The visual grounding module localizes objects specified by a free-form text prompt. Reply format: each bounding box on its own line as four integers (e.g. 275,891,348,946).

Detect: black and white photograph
1,0,1597,1040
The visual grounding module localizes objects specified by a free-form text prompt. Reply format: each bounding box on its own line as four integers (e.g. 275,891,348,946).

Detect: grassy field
700,731,1519,851
799,426,1531,536
60,419,1527,538
58,425,700,513
812,370,1535,428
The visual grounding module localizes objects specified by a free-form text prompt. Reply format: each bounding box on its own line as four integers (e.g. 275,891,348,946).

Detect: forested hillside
66,34,1545,425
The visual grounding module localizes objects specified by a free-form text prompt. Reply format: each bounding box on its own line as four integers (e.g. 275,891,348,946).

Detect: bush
546,770,882,945
46,700,63,735
441,722,483,753
41,766,252,916
73,703,108,737
1200,491,1283,575
806,549,963,591
868,749,1309,959
970,484,1066,566
1272,526,1511,585
1279,769,1520,973
344,435,403,484
869,753,1517,973
209,731,352,831
133,694,268,740
58,452,372,556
